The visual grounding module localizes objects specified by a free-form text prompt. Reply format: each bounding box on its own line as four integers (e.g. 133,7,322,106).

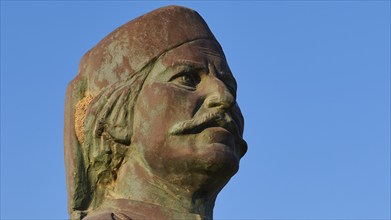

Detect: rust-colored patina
65,5,247,220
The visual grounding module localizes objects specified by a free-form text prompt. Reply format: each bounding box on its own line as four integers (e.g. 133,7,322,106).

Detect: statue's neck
106,156,216,219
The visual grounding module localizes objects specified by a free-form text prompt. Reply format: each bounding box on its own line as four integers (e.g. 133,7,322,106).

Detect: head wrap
78,5,219,94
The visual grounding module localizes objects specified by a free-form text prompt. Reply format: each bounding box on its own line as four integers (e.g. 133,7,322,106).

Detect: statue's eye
170,70,200,89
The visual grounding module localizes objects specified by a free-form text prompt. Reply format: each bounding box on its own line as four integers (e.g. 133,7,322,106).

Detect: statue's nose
205,78,235,110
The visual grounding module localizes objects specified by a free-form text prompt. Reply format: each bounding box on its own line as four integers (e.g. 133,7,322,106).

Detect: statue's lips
200,127,235,148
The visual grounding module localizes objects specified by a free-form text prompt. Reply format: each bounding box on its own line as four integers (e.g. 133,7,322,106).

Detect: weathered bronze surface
64,5,247,220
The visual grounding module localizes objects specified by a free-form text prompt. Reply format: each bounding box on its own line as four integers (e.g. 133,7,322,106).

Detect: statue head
65,5,247,219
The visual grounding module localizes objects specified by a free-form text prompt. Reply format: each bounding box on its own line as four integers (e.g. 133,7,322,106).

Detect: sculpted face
132,40,247,189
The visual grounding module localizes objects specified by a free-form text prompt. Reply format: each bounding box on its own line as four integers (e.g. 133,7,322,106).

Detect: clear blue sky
1,1,390,219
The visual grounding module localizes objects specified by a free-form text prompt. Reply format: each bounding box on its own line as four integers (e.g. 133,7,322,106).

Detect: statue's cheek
133,82,200,144
140,82,200,115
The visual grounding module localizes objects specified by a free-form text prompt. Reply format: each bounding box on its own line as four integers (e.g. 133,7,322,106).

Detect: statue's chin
157,146,239,192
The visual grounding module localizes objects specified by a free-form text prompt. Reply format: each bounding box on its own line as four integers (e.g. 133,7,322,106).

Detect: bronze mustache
169,111,237,135
169,111,247,156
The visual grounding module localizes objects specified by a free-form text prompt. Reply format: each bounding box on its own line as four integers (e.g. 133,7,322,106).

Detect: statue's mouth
169,111,247,157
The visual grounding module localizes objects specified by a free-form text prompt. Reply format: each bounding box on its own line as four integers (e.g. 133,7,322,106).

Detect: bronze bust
65,5,247,219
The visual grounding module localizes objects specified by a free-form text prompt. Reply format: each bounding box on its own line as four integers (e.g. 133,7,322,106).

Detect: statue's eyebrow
158,59,206,81
169,59,206,70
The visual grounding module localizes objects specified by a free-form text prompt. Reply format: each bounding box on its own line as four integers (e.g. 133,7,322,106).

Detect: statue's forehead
161,40,228,70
